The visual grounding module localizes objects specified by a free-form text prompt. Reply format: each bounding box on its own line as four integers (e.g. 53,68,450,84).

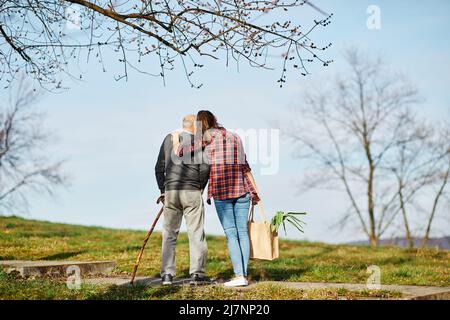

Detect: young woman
172,110,260,287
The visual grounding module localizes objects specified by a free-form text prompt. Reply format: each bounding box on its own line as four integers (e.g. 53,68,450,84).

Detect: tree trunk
422,164,449,247
364,131,378,247
367,166,378,247
398,185,414,248
369,234,378,247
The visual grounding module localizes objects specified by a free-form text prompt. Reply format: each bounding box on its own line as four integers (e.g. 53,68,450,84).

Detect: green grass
0,271,401,300
0,215,448,300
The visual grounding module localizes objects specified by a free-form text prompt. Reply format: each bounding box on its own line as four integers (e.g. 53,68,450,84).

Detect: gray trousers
161,190,208,277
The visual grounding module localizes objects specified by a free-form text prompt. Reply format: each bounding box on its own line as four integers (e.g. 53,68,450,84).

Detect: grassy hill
0,216,449,300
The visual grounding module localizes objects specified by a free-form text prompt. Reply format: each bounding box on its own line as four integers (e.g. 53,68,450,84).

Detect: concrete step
0,260,116,277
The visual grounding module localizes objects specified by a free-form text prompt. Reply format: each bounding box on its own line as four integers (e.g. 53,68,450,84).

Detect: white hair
182,115,196,129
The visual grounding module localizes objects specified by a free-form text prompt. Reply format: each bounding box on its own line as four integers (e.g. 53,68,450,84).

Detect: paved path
83,276,450,300
3,260,447,299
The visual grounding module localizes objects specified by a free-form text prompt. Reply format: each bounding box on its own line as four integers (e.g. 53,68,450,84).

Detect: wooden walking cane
130,197,164,285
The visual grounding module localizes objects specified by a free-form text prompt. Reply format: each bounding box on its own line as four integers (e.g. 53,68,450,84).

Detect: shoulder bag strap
249,202,268,222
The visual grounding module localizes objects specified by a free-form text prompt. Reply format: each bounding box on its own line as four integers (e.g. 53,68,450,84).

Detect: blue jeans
214,193,251,277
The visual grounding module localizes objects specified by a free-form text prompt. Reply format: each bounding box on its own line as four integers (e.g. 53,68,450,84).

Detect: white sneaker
224,277,248,287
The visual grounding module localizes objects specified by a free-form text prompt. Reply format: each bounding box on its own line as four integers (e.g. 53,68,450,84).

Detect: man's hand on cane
156,193,165,205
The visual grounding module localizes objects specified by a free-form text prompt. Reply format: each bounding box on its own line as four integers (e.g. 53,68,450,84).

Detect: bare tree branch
0,0,333,89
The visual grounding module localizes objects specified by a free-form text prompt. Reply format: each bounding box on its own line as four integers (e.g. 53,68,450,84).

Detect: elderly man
155,115,210,285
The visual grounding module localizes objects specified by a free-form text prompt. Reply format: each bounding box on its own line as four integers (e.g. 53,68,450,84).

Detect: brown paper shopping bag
248,203,279,261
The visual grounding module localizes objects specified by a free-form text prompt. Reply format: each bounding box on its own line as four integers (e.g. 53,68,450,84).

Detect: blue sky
2,0,450,243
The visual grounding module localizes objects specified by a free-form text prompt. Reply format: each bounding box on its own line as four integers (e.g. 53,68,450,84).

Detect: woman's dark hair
196,110,220,133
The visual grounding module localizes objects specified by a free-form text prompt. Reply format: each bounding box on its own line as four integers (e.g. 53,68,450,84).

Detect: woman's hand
171,130,180,141
171,130,181,153
252,192,261,205
203,129,212,143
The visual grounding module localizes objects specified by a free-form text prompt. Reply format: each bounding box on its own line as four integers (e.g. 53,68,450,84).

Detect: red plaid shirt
177,128,257,202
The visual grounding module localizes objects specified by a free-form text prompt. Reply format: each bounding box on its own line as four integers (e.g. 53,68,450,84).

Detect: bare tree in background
420,127,450,247
382,115,446,248
0,76,67,212
0,0,332,89
286,49,420,247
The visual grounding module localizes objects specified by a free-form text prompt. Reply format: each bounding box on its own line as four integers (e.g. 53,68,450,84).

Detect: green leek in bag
270,211,307,235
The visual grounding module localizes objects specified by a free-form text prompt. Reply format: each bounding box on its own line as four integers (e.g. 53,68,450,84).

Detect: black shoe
161,274,173,285
189,273,207,285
